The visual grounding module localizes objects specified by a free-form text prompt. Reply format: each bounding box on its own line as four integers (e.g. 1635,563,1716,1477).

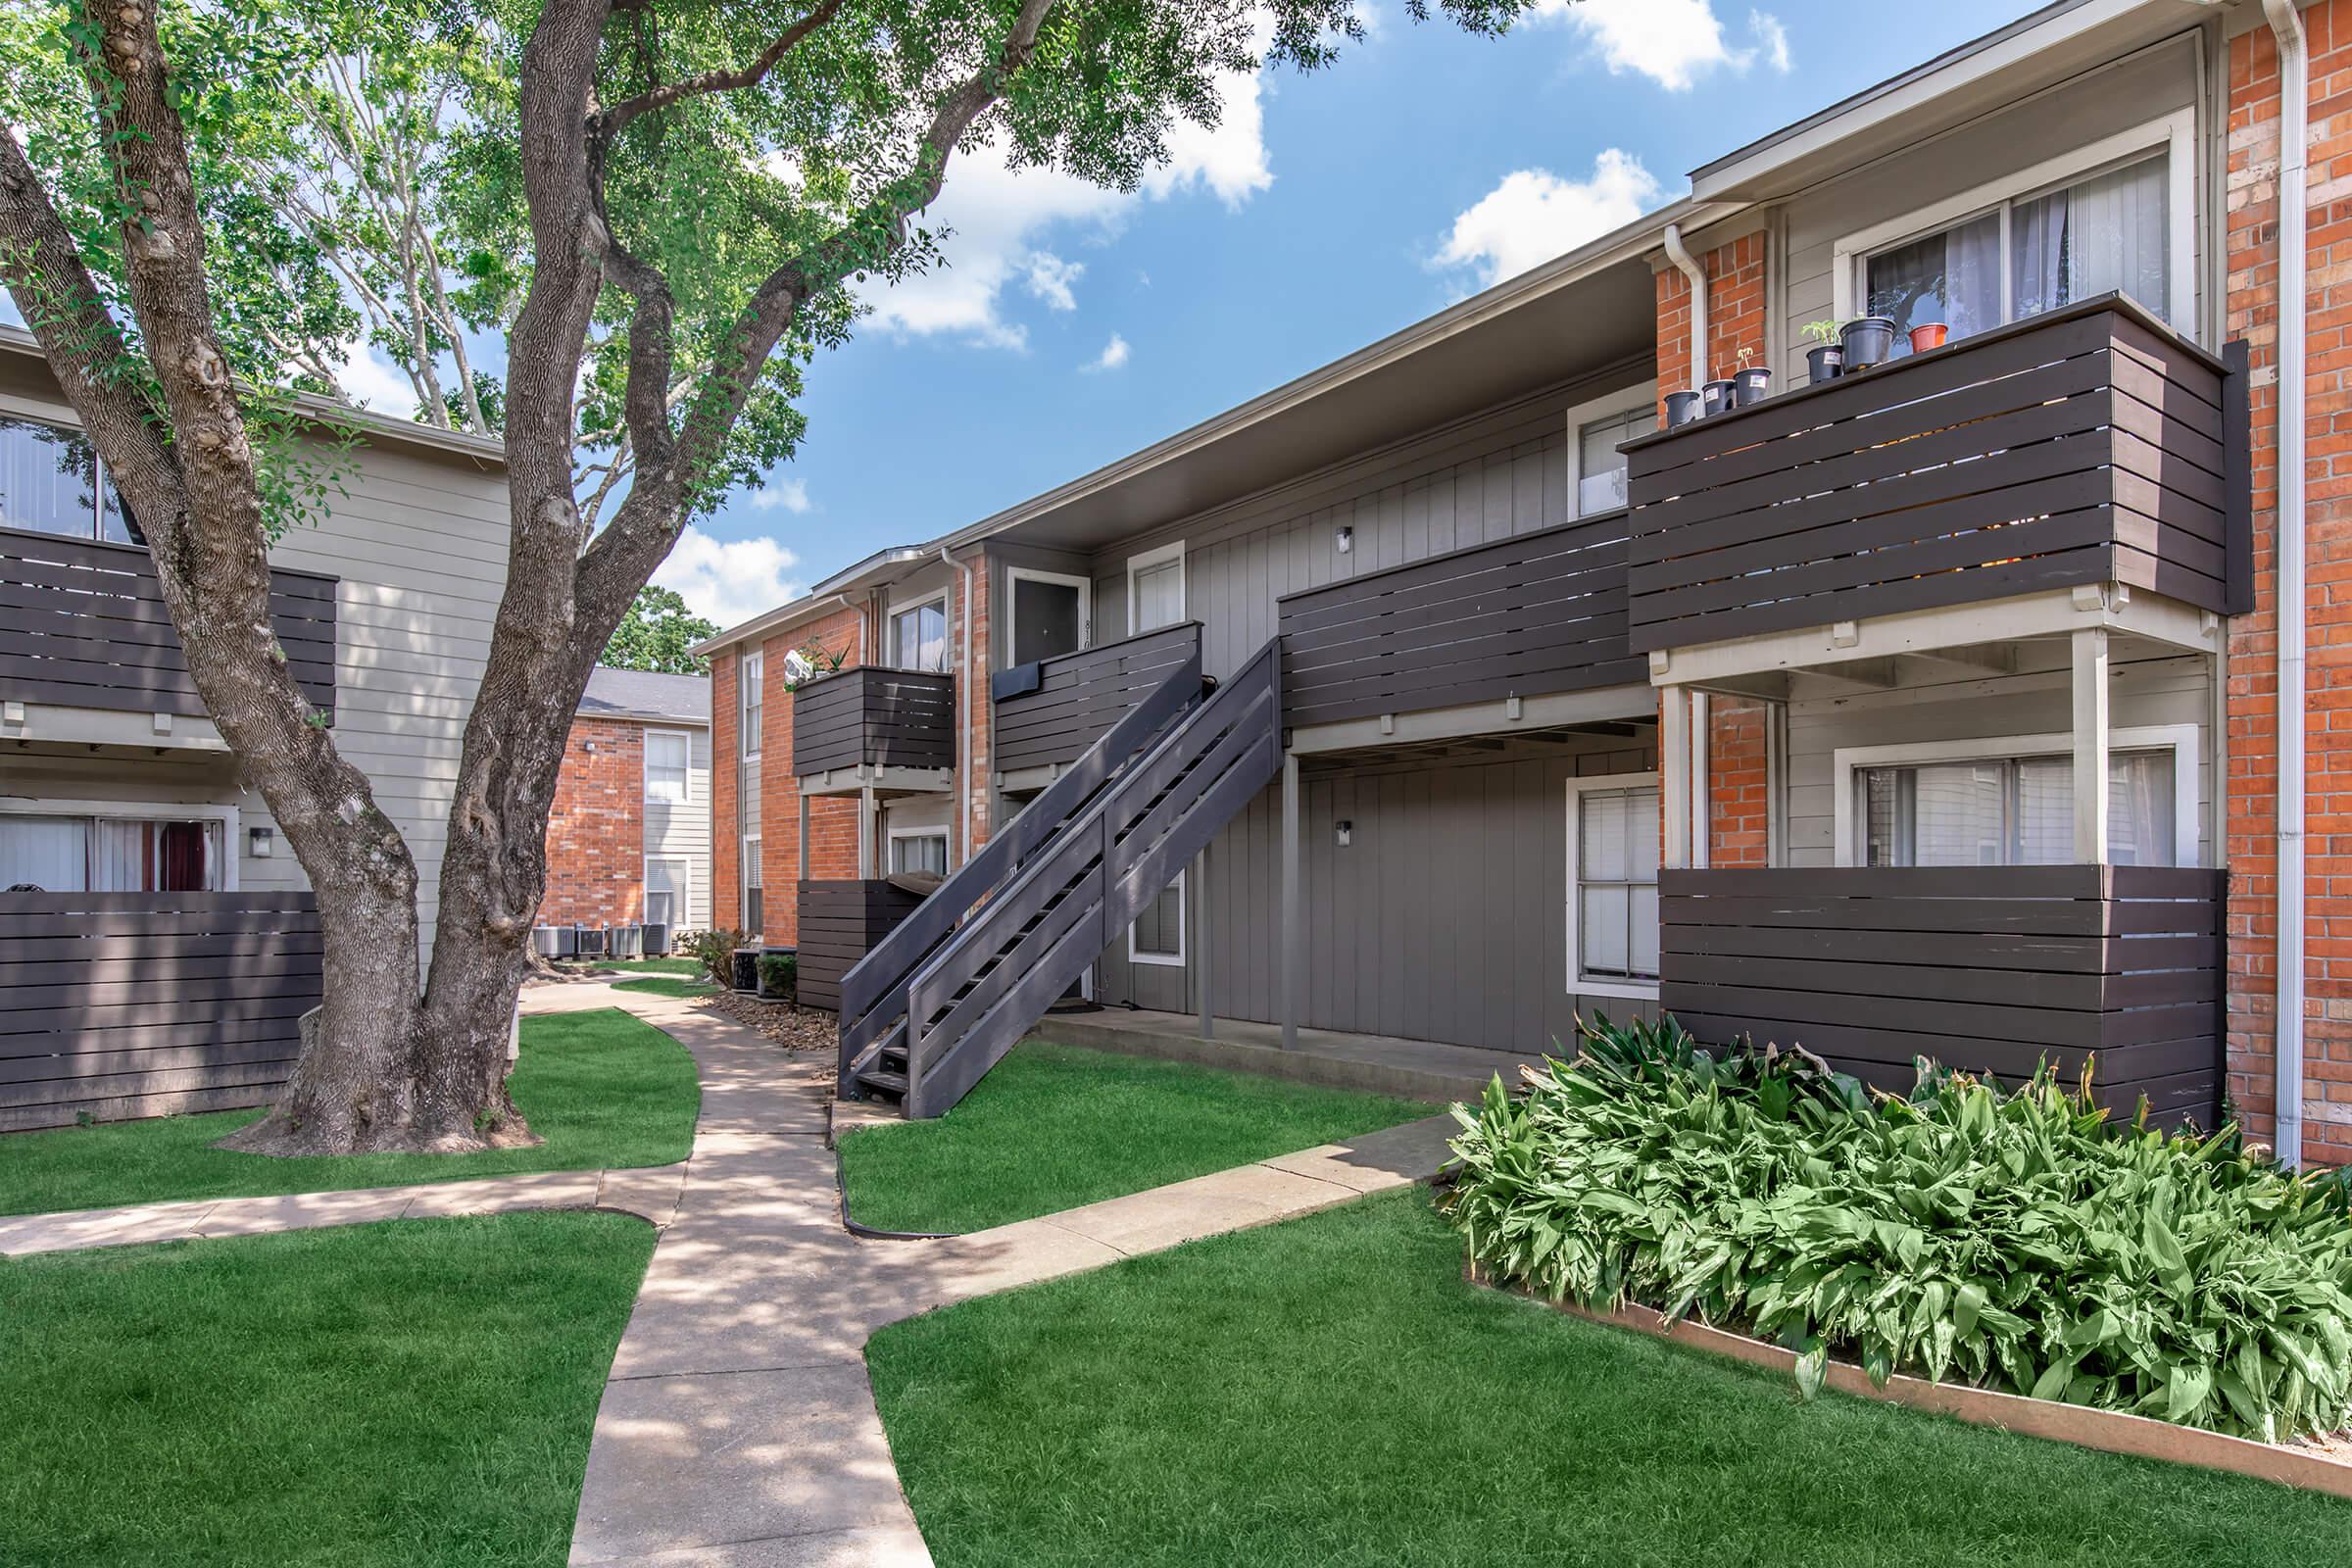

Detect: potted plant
1732,345,1771,408
1663,389,1703,428
1699,377,1737,417
1838,315,1896,371
1908,320,1949,354
1800,320,1843,383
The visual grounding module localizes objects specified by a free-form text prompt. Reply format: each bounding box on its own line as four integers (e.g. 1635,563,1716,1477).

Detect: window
1568,779,1659,998
1576,406,1658,515
1838,113,2193,354
644,729,690,805
0,812,225,892
888,595,949,672
1127,543,1185,634
741,835,762,934
1129,870,1185,967
888,827,950,877
0,416,138,543
740,653,762,759
644,856,690,929
1858,751,2177,866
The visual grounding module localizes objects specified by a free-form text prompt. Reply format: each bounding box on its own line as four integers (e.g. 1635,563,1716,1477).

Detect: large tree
604,585,718,673
0,0,1534,1155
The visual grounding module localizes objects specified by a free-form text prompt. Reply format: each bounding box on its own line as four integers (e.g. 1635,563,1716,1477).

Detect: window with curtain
1576,406,1658,515
741,835,762,933
1575,785,1660,986
890,599,949,671
740,653,762,759
644,730,690,804
1130,871,1185,965
889,830,949,877
1859,750,2176,866
644,857,688,928
1865,151,2170,356
1130,551,1184,633
0,417,139,543
0,814,220,892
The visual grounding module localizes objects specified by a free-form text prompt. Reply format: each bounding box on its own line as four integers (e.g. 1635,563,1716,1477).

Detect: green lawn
1,1007,699,1217
835,1039,1433,1234
0,1210,652,1567
867,1191,2352,1568
612,975,718,999
564,957,701,976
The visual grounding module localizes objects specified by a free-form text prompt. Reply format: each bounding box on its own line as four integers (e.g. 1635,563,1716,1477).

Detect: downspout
941,545,978,864
1662,223,1709,395
2264,0,2310,1166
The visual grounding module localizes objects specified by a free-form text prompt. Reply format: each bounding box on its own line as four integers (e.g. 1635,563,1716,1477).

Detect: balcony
1,525,339,722
1658,864,2225,1128
1276,507,1642,730
1621,295,2249,655
789,665,955,781
990,621,1202,778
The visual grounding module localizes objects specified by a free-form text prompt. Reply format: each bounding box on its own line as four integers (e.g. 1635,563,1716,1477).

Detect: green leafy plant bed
0,1007,699,1217
837,1040,1432,1234
1445,1018,2352,1445
868,1192,2352,1566
0,1210,654,1567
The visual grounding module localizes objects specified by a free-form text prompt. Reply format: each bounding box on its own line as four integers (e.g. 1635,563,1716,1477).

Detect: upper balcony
1621,295,2249,656
1,525,338,726
990,621,1202,780
790,664,955,787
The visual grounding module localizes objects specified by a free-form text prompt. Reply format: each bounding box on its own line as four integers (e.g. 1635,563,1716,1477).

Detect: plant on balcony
782,642,849,693
1445,1015,2352,1444
1799,319,1844,383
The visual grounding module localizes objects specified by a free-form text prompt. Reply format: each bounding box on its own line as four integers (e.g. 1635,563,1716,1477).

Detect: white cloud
1023,251,1085,312
1141,38,1275,210
653,527,807,629
752,476,810,514
1532,0,1789,91
332,342,421,420
1084,333,1131,373
1434,150,1665,290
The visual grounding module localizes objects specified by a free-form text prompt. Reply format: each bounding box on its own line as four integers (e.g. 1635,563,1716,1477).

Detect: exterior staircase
835,637,1283,1117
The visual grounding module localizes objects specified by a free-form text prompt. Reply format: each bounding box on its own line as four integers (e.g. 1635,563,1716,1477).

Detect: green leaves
603,586,718,673
1440,1016,2352,1444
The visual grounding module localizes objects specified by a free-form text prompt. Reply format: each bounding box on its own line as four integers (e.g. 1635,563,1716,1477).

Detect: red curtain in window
158,821,208,891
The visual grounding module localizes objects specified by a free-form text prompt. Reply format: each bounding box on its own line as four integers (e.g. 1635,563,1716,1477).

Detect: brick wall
536,717,647,927
1706,698,1770,868
761,606,866,945
1654,228,1770,416
2228,3,2352,1163
710,649,741,936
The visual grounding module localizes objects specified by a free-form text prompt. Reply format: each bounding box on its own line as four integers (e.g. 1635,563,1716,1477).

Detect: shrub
758,953,797,1004
681,927,744,986
1443,1016,2352,1443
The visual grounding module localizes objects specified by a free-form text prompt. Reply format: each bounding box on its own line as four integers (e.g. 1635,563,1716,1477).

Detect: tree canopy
603,585,718,674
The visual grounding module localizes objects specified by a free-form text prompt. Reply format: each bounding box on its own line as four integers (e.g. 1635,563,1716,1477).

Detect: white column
858,784,876,879
2072,627,2109,864
1661,685,1692,870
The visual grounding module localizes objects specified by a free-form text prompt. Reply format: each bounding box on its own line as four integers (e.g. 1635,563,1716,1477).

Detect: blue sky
654,0,2043,627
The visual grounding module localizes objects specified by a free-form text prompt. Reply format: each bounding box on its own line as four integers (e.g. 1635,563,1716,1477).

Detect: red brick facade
537,717,648,927
1706,698,1770,868
1654,227,1770,417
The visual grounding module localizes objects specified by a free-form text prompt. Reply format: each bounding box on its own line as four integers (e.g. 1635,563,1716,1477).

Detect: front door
1008,571,1090,664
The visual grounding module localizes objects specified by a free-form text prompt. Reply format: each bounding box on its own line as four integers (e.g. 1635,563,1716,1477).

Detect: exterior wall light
249,826,274,858
1335,819,1352,848
1336,525,1353,555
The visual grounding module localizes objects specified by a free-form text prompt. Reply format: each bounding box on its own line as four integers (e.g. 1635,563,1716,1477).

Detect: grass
612,975,718,999
0,1210,654,1567
561,957,701,976
835,1039,1432,1234
867,1192,2352,1568
0,1007,699,1217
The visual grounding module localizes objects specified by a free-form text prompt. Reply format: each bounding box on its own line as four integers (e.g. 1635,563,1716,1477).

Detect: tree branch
591,0,846,141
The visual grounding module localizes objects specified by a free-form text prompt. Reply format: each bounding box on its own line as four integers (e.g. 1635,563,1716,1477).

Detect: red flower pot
1909,322,1948,354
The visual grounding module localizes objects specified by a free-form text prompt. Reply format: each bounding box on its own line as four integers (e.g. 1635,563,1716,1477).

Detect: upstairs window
0,416,138,543
740,653,763,760
1577,405,1658,515
644,729,691,805
889,597,949,672
1127,543,1185,634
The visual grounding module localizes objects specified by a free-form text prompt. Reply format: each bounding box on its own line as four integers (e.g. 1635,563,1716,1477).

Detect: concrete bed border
1469,1264,2352,1500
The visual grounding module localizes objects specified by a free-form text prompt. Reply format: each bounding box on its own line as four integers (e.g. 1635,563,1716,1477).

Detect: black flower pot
1663,389,1703,428
1839,316,1896,371
1806,344,1843,384
1700,378,1737,417
1733,367,1772,407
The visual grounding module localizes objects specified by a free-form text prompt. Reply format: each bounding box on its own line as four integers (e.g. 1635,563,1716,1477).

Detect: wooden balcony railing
990,621,1202,774
1621,295,2250,653
1,525,339,721
789,665,955,777
1275,507,1642,729
1658,863,2226,1128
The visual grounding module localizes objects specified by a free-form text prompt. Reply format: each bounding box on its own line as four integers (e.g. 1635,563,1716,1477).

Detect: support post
2072,626,2109,864
858,784,876,879
1281,752,1300,1052
1195,845,1213,1040
797,794,810,886
1661,685,1692,870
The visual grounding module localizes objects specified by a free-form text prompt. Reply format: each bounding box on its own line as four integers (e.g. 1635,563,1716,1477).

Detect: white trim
1124,541,1187,635
1564,772,1662,1003
0,795,242,892
886,824,951,875
884,589,952,673
739,652,763,760
642,853,692,930
740,833,762,929
1832,108,2195,335
642,726,692,806
1563,384,1661,518
1004,565,1094,659
1128,868,1187,967
1830,724,2200,869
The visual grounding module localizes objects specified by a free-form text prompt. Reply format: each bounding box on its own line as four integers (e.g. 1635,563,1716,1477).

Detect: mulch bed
695,987,836,1053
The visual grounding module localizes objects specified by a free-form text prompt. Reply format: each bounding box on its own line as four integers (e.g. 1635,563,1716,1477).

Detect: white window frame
1124,541,1187,635
1561,380,1660,519
1128,868,1187,968
0,795,241,891
740,833,762,928
1832,109,2195,336
1004,565,1094,660
886,824,951,876
642,727,692,806
739,652,762,760
642,854,692,929
885,589,952,673
1831,725,2201,868
1564,773,1661,1003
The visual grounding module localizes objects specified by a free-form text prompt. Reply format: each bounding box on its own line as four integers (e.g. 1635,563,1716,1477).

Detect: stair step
857,1066,908,1098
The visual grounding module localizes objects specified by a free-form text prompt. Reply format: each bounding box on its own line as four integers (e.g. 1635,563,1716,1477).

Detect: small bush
1444,1015,2352,1443
681,927,744,986
758,953,797,1004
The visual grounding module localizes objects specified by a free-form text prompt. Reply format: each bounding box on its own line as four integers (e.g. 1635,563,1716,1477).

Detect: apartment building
0,330,510,1128
697,0,2347,1160
535,666,713,939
